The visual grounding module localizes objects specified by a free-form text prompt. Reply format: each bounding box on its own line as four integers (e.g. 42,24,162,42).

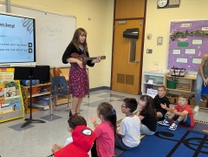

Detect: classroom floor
1,89,208,157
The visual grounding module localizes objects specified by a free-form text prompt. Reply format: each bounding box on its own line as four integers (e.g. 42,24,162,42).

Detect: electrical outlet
146,49,153,54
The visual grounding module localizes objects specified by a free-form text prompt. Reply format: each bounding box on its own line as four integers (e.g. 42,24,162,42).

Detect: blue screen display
0,13,35,64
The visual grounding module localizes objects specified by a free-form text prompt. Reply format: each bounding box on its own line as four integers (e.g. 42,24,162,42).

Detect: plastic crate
35,96,55,106
167,79,177,89
189,98,207,108
21,80,40,86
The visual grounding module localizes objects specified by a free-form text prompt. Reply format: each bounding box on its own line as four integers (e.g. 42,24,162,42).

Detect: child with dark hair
158,94,195,131
90,102,117,157
51,115,96,157
136,95,157,135
116,98,141,150
154,85,170,121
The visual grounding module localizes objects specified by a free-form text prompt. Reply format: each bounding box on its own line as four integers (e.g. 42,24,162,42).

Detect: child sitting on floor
154,85,170,121
116,98,141,150
137,95,157,135
158,94,195,131
51,115,96,157
90,102,117,157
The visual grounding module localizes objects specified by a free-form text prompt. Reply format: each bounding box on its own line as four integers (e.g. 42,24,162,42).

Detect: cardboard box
189,98,207,108
166,94,177,104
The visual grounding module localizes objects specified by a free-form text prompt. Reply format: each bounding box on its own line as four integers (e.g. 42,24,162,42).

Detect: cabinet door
115,0,145,19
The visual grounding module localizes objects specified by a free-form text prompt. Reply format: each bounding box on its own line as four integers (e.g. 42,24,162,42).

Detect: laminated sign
147,88,157,98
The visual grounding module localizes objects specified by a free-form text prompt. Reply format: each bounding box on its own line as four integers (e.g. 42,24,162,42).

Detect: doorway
111,19,144,94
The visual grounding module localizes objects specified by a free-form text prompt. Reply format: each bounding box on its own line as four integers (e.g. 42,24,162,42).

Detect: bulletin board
168,20,208,72
0,68,24,123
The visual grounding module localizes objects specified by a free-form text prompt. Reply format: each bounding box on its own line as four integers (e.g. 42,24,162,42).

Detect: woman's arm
199,54,208,82
62,43,85,68
86,51,95,67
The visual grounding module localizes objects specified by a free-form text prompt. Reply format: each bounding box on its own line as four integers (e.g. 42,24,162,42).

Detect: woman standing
194,54,208,112
62,28,101,116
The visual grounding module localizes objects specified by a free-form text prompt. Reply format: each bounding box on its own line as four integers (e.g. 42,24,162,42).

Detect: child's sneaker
158,119,170,126
194,106,199,113
169,122,178,131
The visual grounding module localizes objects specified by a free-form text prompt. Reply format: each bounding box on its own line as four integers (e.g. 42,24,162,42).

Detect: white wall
142,0,208,92
4,0,208,91
143,0,208,72
9,0,114,89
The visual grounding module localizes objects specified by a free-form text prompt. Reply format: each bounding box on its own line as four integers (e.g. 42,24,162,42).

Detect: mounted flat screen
0,12,36,67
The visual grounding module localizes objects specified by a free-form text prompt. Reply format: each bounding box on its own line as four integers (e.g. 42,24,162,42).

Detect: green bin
167,79,177,89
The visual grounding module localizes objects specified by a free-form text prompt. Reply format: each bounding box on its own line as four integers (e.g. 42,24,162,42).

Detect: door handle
133,60,140,63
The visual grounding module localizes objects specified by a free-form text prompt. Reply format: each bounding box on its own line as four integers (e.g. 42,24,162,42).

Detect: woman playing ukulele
62,28,101,116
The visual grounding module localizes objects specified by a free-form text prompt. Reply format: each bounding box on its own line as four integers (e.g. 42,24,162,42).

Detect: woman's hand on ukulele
92,57,101,63
76,59,83,68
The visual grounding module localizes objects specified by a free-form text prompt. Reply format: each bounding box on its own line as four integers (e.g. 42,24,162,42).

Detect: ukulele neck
79,57,96,61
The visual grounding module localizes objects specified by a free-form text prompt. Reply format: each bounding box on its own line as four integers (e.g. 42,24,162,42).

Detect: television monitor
0,12,36,67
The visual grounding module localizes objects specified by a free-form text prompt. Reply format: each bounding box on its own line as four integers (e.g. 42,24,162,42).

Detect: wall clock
157,0,169,8
157,0,180,9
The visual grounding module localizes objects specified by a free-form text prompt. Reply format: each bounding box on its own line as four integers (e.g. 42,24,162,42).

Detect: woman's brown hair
71,28,88,52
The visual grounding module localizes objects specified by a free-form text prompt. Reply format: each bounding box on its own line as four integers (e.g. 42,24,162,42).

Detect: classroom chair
50,76,71,115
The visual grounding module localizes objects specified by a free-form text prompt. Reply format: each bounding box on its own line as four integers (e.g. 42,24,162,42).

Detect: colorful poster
168,20,208,71
0,68,24,123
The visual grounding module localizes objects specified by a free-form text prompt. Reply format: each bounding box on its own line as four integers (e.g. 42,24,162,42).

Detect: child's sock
174,120,180,125
166,117,170,122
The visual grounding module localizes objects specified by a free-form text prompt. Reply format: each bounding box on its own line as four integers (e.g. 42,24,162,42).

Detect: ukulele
71,53,106,64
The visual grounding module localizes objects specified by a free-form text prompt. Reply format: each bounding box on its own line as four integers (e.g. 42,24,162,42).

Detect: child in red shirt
51,115,96,157
158,94,195,130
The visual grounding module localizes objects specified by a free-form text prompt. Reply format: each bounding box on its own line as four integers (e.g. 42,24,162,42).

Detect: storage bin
201,85,208,94
166,94,177,104
167,79,177,89
21,80,40,86
35,96,55,106
189,98,207,108
176,83,190,91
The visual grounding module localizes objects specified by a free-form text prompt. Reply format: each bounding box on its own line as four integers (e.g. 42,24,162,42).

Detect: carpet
192,122,208,135
118,125,208,157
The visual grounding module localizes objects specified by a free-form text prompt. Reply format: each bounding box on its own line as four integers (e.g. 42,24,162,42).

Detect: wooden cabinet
165,73,208,109
21,83,51,111
165,74,196,94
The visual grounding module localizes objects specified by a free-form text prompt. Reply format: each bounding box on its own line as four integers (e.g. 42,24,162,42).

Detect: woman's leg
76,97,83,114
194,72,203,112
71,96,80,115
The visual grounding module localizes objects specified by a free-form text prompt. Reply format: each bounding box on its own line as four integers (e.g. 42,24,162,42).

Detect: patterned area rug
192,120,208,135
118,124,208,157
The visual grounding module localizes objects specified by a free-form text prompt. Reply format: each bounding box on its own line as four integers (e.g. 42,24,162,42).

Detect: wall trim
89,86,110,92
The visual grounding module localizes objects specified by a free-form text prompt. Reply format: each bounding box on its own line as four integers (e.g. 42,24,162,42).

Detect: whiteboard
0,3,6,12
11,6,76,67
